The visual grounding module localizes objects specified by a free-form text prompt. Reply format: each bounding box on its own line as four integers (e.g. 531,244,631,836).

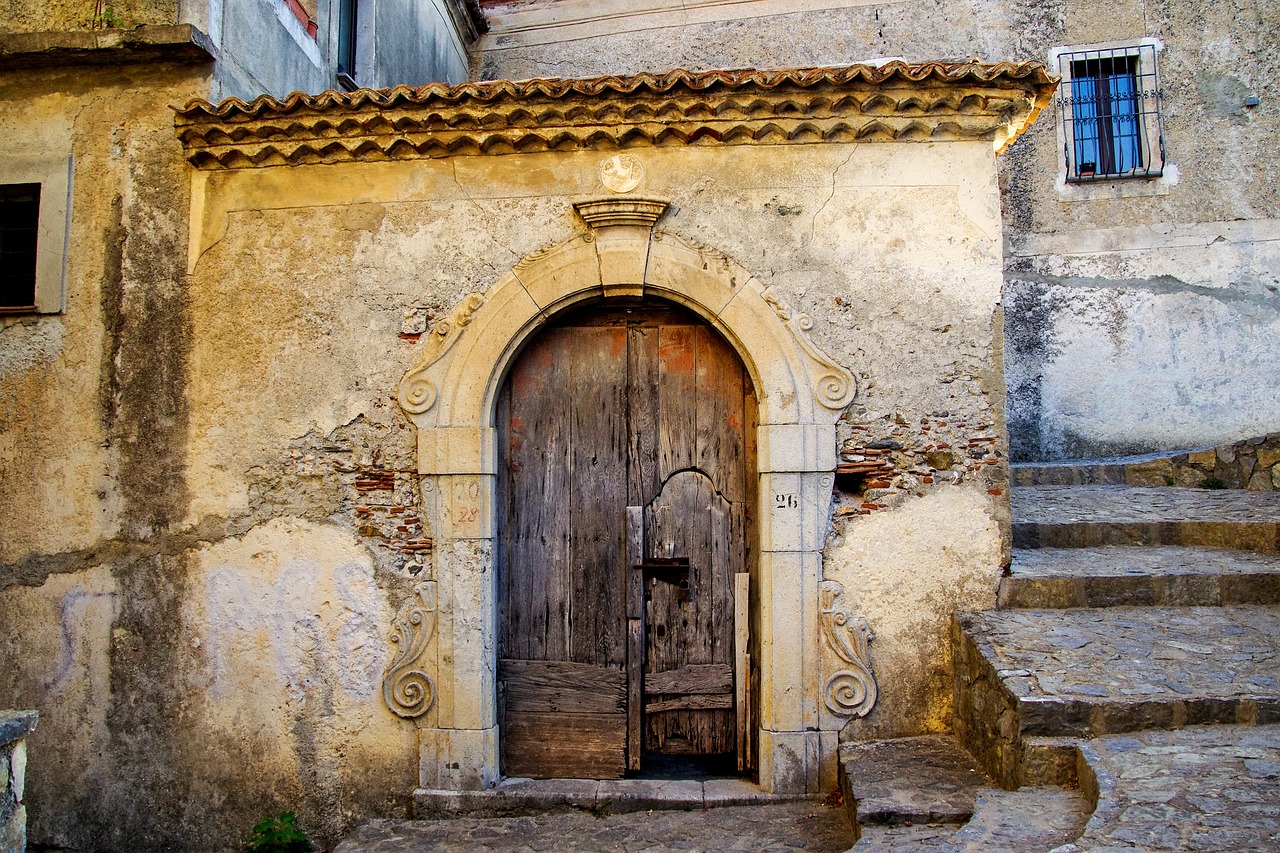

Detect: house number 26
774,493,798,509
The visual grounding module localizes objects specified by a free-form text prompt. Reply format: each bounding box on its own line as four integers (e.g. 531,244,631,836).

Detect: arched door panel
498,303,755,779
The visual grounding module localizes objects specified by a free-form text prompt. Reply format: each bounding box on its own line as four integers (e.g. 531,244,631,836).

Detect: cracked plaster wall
479,0,1280,460
186,138,1011,758
0,64,424,852
0,63,1012,846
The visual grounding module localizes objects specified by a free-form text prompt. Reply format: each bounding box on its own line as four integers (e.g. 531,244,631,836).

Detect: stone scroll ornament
382,581,438,719
819,580,878,717
398,293,487,415
759,286,856,410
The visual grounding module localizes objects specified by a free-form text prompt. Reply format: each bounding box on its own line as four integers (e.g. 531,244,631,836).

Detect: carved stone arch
396,198,857,796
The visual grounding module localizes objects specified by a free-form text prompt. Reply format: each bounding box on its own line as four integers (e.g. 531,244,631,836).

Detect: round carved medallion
598,154,644,193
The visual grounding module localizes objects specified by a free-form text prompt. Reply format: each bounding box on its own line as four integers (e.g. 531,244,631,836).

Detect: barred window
1056,43,1165,181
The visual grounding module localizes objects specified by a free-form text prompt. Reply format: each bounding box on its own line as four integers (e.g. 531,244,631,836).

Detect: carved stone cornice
173,62,1057,170
573,197,669,229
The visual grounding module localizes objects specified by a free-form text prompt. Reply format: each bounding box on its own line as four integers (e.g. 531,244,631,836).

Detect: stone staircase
844,472,1280,851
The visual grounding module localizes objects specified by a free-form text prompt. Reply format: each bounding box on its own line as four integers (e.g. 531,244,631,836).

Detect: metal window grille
0,183,40,311
1058,44,1165,181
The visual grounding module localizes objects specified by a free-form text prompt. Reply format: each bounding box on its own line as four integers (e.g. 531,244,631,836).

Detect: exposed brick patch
248,412,430,575
833,408,1007,518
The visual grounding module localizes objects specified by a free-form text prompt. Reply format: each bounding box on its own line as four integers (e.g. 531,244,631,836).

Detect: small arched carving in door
496,300,757,779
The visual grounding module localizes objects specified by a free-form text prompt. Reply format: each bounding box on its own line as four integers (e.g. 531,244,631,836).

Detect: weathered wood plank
627,618,643,771
644,664,733,696
655,324,696,482
568,326,628,668
503,330,571,661
735,572,749,770
626,505,644,771
645,694,734,714
627,324,661,507
502,711,627,779
626,508,644,619
500,659,625,714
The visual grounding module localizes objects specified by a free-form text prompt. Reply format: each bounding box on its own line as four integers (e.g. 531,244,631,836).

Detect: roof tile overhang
174,61,1057,170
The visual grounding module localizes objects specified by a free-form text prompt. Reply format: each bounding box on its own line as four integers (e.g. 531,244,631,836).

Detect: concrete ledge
413,776,811,818
0,25,215,69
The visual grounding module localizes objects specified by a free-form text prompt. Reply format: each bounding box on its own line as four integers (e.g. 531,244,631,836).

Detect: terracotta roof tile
175,60,1056,120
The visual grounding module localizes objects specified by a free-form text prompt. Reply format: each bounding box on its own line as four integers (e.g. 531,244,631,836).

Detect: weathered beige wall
1001,0,1280,459
188,138,1009,757
2,7,1015,845
0,61,418,852
0,0,178,32
478,0,1280,461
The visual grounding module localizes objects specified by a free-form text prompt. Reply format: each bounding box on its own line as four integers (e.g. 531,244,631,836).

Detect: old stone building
0,1,1274,851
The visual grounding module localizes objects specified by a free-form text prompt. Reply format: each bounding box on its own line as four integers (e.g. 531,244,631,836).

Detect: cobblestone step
849,785,1092,852
1000,546,1280,608
1011,486,1280,553
839,735,990,826
953,606,1280,787
1058,724,1280,852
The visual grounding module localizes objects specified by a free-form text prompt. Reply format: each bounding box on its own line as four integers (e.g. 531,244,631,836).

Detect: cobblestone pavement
1012,486,1280,524
1012,546,1280,578
852,786,1091,852
334,801,855,853
1058,724,1280,852
963,606,1280,706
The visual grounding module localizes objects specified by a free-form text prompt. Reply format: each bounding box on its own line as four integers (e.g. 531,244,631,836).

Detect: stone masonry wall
1013,433,1280,491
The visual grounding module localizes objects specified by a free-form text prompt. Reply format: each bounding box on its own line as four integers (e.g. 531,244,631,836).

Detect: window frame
1051,39,1166,184
0,155,72,315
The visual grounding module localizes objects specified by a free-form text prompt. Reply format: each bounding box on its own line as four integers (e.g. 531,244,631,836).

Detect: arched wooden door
497,302,757,779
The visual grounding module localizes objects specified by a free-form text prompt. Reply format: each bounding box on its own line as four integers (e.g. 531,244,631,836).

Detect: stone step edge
997,570,1280,608
1012,520,1280,554
413,777,812,819
952,614,1280,789
1022,738,1109,853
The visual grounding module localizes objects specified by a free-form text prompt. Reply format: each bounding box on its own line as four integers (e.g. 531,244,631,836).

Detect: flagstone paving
334,800,855,852
1059,724,1280,852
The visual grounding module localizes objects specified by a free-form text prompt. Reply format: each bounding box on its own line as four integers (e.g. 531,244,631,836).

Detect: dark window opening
337,0,359,90
1058,45,1165,181
0,183,40,311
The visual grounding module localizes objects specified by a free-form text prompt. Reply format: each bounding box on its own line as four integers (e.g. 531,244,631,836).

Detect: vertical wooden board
656,324,697,484
627,324,661,508
628,617,643,771
568,326,629,668
735,572,749,770
496,383,511,661
694,325,748,505
626,507,644,771
503,330,572,661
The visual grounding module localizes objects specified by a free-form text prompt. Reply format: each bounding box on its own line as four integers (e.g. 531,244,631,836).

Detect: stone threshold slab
414,776,809,819
839,735,990,826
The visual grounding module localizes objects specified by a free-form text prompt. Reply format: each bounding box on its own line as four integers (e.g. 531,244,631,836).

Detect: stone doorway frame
395,197,856,795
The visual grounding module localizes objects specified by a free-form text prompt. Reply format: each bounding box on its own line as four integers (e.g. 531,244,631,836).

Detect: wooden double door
497,302,757,779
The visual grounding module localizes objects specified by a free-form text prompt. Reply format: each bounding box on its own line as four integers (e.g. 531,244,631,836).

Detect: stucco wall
477,0,1280,460
0,0,179,32
3,77,1015,839
1000,0,1280,459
